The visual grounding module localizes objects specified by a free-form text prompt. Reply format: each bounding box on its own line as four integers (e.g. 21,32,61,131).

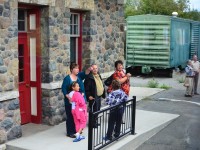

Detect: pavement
5,86,180,150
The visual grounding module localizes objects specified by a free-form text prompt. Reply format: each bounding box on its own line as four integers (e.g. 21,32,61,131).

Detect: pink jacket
71,92,87,121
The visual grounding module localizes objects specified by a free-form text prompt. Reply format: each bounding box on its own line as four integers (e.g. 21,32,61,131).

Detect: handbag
183,77,189,87
104,74,113,86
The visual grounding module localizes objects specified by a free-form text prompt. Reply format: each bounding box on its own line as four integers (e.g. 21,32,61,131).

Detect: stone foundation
0,98,22,144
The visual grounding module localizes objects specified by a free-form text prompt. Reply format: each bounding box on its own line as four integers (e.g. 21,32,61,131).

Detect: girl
68,81,88,142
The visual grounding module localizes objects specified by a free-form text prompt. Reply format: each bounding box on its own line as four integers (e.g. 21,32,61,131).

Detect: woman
84,64,105,128
185,60,195,97
107,60,131,96
61,63,91,138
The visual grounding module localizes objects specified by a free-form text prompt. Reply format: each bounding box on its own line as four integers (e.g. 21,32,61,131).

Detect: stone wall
42,89,65,125
0,98,22,144
82,0,125,72
18,0,95,10
0,0,18,93
40,3,71,83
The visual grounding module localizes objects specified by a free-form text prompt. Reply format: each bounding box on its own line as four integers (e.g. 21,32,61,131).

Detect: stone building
0,0,125,144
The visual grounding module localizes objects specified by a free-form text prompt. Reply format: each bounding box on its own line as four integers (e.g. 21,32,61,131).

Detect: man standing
84,64,105,128
192,55,200,95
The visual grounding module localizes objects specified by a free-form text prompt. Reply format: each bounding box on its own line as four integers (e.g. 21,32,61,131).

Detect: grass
177,76,185,83
146,79,171,90
147,79,159,88
159,84,171,90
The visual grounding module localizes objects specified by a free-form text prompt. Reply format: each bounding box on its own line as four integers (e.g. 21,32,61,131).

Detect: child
104,80,128,141
68,81,88,142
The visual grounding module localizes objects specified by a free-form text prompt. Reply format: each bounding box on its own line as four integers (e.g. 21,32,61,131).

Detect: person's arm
61,77,69,98
84,77,93,101
78,71,86,80
113,72,131,84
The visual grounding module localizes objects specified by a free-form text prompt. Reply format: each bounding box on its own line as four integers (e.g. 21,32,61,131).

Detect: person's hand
85,66,93,74
82,93,84,97
126,73,131,78
89,96,94,100
66,94,72,101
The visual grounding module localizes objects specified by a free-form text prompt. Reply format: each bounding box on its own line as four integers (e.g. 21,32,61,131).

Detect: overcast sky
190,0,200,10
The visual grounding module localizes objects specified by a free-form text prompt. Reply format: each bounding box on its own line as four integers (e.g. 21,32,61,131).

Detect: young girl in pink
68,81,88,142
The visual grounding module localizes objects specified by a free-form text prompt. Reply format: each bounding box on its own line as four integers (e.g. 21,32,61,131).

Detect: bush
159,84,171,90
147,79,159,88
177,77,185,83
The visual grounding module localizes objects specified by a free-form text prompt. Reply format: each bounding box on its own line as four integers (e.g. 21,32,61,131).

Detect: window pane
70,37,76,63
18,10,25,20
18,21,25,31
19,70,24,82
70,15,72,24
74,15,78,24
18,44,24,56
74,25,78,35
70,25,73,34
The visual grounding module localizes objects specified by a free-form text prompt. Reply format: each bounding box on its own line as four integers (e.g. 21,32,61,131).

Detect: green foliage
125,0,200,21
177,76,185,83
147,79,159,88
159,84,171,90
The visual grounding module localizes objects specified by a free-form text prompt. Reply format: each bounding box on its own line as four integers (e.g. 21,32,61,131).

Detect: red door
18,7,41,124
18,33,31,124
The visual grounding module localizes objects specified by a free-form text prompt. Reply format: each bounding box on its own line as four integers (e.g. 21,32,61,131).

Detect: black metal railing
88,96,136,150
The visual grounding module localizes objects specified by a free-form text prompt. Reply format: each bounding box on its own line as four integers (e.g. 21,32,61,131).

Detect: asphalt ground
133,71,200,150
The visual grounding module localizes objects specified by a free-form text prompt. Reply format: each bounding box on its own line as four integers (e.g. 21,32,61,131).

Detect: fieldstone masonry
0,0,125,143
82,0,125,72
0,98,22,144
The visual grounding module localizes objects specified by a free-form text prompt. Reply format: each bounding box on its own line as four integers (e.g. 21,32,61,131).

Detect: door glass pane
29,14,36,30
19,57,24,69
19,44,24,56
30,37,36,81
19,70,24,82
31,87,37,116
70,37,76,63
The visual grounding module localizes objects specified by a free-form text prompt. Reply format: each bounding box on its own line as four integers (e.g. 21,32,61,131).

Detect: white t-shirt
68,91,75,110
192,60,200,72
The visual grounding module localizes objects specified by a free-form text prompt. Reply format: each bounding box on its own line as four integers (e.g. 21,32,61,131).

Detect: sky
190,0,200,10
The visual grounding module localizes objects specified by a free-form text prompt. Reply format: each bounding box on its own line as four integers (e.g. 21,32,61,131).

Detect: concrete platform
6,87,167,150
6,109,179,150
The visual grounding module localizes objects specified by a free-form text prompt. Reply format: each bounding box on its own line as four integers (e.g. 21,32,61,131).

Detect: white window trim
70,13,80,37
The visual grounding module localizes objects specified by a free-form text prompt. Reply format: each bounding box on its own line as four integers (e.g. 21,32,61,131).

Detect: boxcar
126,14,200,77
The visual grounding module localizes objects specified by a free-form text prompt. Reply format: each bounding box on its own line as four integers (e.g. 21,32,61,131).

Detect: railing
88,96,136,150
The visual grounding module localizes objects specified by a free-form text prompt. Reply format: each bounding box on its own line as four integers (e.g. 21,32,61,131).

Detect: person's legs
185,78,194,96
114,108,123,138
65,105,76,137
194,73,199,94
106,110,116,139
89,97,101,127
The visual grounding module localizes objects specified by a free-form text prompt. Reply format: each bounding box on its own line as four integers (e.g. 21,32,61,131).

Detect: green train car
126,14,200,77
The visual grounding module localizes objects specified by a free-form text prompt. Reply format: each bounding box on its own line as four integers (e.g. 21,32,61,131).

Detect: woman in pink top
68,81,88,142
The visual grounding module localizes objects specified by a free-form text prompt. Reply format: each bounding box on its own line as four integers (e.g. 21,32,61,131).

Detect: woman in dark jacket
84,64,105,128
61,63,91,138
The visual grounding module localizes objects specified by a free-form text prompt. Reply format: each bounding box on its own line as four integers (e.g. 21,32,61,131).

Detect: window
70,13,80,36
18,9,27,32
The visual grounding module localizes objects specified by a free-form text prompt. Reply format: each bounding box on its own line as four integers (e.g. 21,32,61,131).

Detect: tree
125,0,200,21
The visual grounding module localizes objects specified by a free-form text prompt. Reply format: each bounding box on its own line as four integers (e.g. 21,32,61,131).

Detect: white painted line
159,98,200,106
